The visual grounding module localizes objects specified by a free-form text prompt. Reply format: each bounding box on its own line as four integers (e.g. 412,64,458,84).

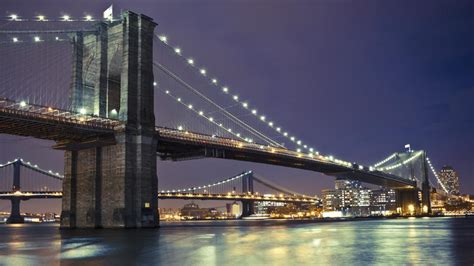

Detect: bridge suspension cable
372,153,397,168
159,88,254,142
153,61,283,147
159,171,252,193
154,33,318,154
425,157,449,194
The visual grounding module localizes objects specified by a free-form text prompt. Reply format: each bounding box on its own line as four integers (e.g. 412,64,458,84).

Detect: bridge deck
0,99,417,189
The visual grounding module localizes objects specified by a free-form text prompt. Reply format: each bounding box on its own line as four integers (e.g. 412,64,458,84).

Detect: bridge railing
0,97,121,130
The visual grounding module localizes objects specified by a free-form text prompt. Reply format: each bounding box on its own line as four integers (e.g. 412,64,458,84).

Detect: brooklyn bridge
0,11,451,228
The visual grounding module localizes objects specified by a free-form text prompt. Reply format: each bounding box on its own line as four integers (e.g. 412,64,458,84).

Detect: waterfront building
439,166,460,195
322,178,396,216
180,202,210,219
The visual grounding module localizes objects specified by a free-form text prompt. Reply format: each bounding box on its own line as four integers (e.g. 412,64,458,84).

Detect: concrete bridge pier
6,198,24,224
60,11,158,229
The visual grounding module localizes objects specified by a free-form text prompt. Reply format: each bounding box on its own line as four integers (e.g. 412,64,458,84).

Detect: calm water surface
0,217,473,265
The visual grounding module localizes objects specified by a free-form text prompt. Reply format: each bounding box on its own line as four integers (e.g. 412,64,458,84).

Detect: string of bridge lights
380,151,423,171
6,36,69,44
0,158,63,178
372,153,397,168
160,171,252,193
154,33,318,154
3,13,109,22
425,157,449,194
154,33,363,168
159,87,255,144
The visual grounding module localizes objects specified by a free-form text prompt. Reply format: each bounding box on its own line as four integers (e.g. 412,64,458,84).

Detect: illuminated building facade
322,178,396,216
439,166,460,195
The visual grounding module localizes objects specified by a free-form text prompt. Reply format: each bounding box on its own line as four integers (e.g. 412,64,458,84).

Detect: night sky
1,0,473,213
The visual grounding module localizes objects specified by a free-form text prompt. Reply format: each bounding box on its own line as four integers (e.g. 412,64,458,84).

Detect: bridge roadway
158,192,316,203
0,191,315,204
0,98,416,189
0,191,63,199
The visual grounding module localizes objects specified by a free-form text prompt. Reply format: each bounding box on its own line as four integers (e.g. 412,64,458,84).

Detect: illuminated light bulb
268,122,273,127
79,108,86,114
283,132,288,137
110,109,117,115
297,148,301,153
177,98,181,102
236,133,241,137
259,145,264,149
85,15,93,21
37,15,46,21
309,148,314,152
242,102,248,108
260,116,266,121
153,81,157,86
251,109,257,115
12,37,18,43
199,111,204,116
329,156,334,161
297,140,302,145
10,14,18,21
233,95,239,101
200,69,206,75
218,123,223,127
159,35,167,42
19,101,26,107
276,127,281,132
209,117,214,122
188,104,193,109
55,36,60,41
62,15,71,21
227,128,232,132
187,58,194,65
222,87,228,93
34,36,41,42
303,145,307,149
178,126,183,130
174,47,181,54
165,90,169,94
212,79,217,84
290,137,295,141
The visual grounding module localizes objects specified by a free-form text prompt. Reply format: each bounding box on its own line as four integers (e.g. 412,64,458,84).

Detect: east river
0,217,473,265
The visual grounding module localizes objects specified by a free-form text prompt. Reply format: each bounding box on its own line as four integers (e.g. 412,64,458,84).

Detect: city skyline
0,0,473,215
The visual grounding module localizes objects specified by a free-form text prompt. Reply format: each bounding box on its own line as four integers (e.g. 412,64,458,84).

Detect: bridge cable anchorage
159,88,254,143
153,61,282,147
154,33,319,154
425,157,449,194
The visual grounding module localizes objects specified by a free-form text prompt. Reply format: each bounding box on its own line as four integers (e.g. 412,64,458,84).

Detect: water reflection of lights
60,239,111,259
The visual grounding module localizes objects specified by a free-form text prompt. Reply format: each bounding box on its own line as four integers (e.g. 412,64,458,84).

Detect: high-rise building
439,166,460,195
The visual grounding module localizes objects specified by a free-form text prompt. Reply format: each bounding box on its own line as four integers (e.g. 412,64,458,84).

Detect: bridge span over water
0,10,449,228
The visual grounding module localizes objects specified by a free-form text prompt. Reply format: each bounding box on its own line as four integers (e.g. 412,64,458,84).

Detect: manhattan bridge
0,10,451,228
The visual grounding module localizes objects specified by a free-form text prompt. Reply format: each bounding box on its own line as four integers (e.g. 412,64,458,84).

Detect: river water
0,217,473,265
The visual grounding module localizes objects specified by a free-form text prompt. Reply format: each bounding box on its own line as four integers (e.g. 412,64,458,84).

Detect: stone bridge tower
60,11,158,228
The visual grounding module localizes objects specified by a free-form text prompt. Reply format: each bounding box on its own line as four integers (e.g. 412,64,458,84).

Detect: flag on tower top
103,5,113,21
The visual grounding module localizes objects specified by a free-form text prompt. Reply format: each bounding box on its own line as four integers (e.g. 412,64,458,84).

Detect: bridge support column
61,11,158,229
7,198,24,224
241,172,254,217
395,189,420,215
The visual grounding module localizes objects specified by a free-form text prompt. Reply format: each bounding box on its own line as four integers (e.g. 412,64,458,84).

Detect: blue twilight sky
0,0,472,213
